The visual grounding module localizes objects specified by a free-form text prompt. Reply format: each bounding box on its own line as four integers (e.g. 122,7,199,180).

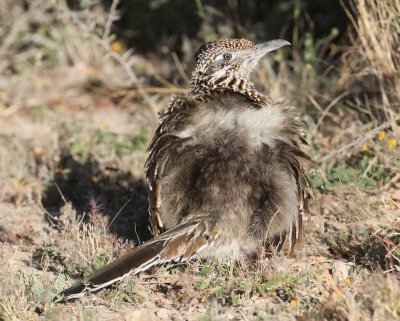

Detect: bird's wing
273,139,311,255
57,215,211,301
145,96,194,236
254,102,311,254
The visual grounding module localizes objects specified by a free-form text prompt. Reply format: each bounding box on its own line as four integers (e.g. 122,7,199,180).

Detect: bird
58,38,311,300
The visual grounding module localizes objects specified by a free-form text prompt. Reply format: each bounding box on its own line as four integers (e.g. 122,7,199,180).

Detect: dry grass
0,0,399,320
342,0,400,113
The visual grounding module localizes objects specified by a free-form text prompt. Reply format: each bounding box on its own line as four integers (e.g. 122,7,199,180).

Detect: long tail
57,218,210,301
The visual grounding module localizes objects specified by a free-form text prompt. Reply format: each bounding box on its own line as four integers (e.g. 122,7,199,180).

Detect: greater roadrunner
60,38,310,300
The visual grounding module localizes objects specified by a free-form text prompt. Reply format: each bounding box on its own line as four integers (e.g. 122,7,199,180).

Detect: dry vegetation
0,0,399,320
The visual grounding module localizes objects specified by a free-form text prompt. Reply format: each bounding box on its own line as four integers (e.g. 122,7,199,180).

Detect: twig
108,199,131,230
154,74,180,88
111,86,186,97
35,203,60,227
98,43,159,116
1,105,24,118
239,311,250,321
103,0,120,42
55,183,69,205
306,93,324,113
171,52,191,84
362,155,377,177
115,87,186,108
381,173,400,192
313,91,349,136
319,116,400,163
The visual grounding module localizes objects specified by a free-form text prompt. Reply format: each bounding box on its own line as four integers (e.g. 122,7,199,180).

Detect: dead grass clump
0,124,59,206
300,303,349,321
341,0,400,116
0,0,162,116
0,267,67,321
321,222,399,271
36,201,128,279
0,0,126,82
361,273,400,320
299,265,400,321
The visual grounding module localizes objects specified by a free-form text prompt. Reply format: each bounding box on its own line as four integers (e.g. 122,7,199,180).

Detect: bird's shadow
41,150,152,244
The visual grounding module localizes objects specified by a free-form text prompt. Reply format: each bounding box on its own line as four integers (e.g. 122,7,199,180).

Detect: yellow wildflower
344,277,351,285
361,144,369,152
99,122,109,129
290,299,298,306
388,138,397,148
378,131,385,141
33,146,44,156
111,40,123,53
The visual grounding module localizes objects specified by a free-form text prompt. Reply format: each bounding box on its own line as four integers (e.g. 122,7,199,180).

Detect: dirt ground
0,76,399,320
0,1,399,320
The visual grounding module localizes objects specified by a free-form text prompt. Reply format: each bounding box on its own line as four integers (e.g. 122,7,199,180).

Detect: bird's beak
254,39,291,57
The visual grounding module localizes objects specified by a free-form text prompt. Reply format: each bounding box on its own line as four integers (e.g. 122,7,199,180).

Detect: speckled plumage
59,38,311,301
190,38,269,104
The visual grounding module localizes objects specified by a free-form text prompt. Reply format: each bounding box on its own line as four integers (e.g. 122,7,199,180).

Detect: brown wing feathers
58,218,209,300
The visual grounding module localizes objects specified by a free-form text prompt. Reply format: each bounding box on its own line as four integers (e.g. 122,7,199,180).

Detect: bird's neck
190,74,270,106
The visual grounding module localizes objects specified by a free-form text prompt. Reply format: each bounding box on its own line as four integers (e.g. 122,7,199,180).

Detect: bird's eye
214,53,234,62
223,53,232,60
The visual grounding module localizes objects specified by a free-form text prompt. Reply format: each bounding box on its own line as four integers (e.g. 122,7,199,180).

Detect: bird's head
190,38,290,99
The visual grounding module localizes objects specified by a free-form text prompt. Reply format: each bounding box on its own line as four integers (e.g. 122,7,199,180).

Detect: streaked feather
58,218,211,300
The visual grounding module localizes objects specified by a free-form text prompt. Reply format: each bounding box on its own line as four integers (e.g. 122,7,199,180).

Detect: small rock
156,308,172,320
143,301,157,309
333,261,353,283
123,308,156,321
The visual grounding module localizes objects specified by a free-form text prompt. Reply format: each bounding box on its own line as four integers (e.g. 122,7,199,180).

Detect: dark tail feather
57,218,209,301
269,212,303,256
59,240,165,300
288,212,303,255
